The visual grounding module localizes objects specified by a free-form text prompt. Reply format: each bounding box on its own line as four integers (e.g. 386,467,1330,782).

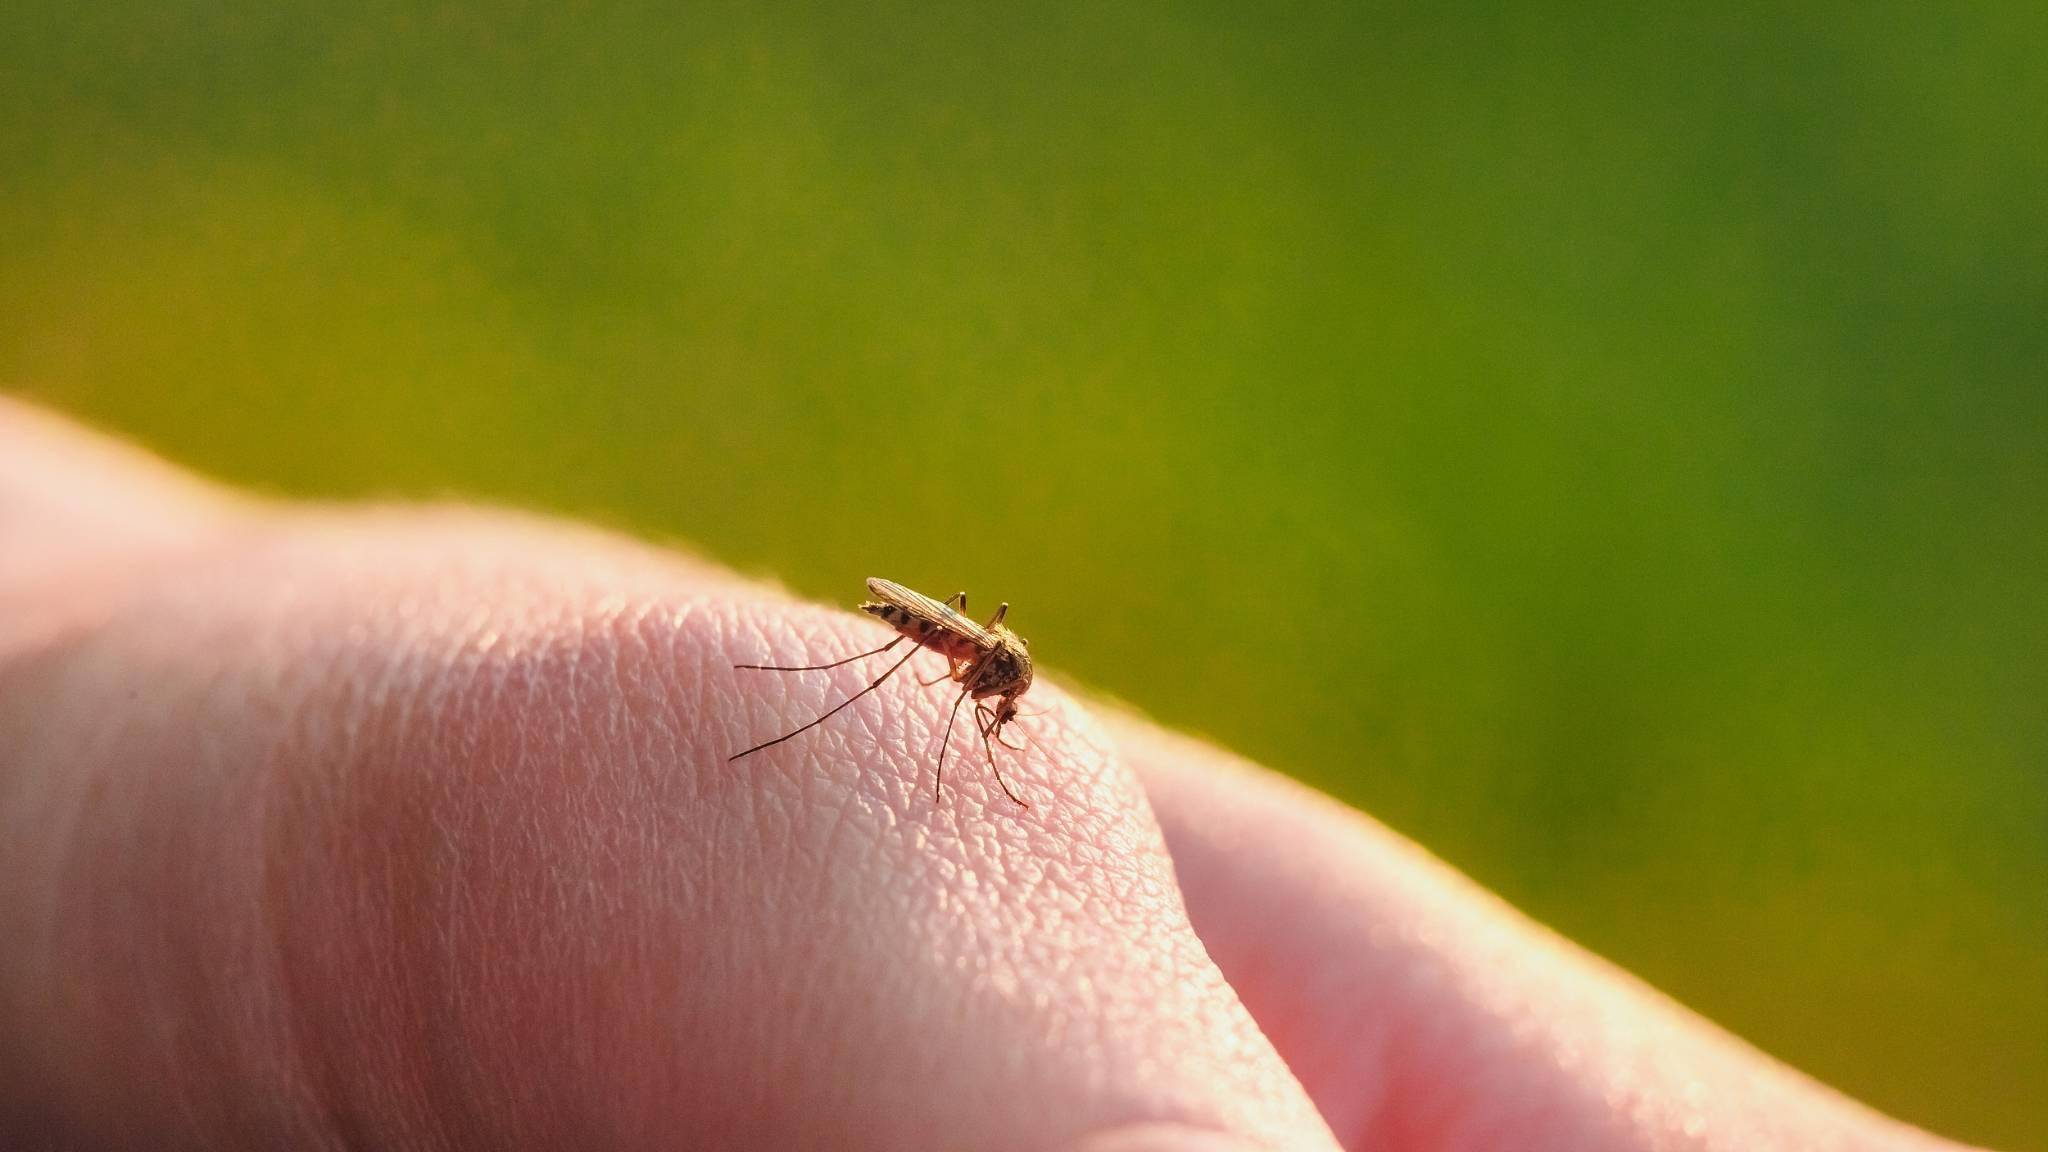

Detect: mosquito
729,578,1035,806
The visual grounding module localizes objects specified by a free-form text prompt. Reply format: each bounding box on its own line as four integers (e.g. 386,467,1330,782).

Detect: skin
0,397,1992,1151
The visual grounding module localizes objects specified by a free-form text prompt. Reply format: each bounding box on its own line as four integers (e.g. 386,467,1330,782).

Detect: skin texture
0,397,1993,1151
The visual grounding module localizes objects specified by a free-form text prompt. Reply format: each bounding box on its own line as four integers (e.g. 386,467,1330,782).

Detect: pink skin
0,398,1988,1152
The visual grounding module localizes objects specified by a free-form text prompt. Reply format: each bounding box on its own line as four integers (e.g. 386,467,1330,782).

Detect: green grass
5,2,2044,1145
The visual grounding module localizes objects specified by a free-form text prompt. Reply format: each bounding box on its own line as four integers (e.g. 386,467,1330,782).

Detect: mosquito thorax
977,629,1033,697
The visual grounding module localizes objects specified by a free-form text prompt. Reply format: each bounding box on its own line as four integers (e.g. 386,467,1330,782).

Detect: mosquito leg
936,684,971,802
917,657,960,688
729,644,922,761
984,602,1008,629
970,703,1025,752
945,591,967,612
735,636,903,673
978,720,1028,808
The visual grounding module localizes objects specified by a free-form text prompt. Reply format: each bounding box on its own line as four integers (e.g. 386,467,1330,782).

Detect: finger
0,396,244,658
1107,713,1983,1152
0,404,1337,1150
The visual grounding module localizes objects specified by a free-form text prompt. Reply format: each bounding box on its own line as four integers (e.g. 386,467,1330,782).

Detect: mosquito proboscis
729,578,1035,807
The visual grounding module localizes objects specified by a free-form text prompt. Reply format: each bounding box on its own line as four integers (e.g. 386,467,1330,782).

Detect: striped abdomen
862,600,984,662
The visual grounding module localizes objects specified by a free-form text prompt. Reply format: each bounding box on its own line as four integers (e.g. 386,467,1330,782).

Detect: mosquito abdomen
862,600,980,660
861,600,917,629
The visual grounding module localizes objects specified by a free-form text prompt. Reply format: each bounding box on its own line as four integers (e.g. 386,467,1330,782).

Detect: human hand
0,398,1985,1151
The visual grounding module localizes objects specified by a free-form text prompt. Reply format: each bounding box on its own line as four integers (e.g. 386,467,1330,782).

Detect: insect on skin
729,578,1035,807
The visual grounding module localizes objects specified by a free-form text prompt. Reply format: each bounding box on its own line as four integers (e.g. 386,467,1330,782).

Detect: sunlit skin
0,398,1988,1151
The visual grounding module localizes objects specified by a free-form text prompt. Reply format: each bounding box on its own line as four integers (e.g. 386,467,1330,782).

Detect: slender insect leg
994,719,1027,752
728,644,922,761
945,591,967,612
978,718,1028,808
735,636,903,672
991,699,1029,750
936,684,972,801
974,704,1028,752
984,602,1008,628
916,658,959,688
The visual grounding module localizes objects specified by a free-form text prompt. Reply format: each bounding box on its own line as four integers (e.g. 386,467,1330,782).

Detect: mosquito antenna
729,644,922,761
935,685,971,801
978,721,1028,808
974,703,1030,753
736,636,903,673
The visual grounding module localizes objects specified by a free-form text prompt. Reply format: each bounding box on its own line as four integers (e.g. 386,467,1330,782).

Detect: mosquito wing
865,577,989,644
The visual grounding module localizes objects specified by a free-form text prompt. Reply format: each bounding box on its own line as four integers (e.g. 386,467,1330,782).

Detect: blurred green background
4,2,2044,1145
